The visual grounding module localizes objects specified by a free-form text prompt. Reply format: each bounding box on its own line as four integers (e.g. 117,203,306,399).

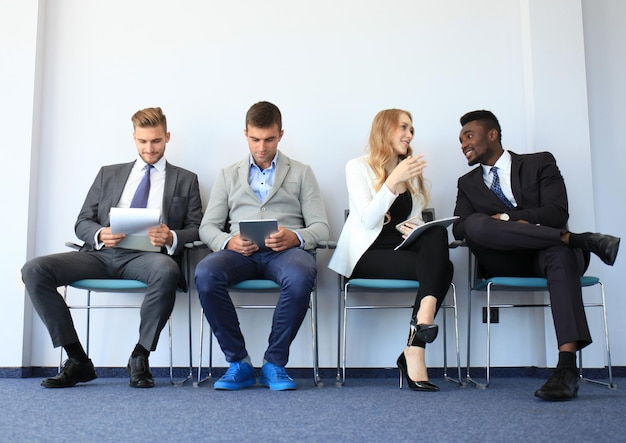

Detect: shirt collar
482,150,511,176
136,156,167,172
249,151,278,171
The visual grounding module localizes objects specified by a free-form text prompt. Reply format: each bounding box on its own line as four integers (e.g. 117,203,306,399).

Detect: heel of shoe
396,353,407,390
396,350,439,392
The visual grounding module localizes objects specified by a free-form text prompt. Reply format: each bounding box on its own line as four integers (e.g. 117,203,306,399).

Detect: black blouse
369,192,412,250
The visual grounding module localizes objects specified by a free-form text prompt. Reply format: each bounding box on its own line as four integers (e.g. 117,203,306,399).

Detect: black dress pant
352,226,453,319
462,213,591,349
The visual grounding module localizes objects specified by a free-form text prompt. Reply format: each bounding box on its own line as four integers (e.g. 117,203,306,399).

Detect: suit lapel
509,153,522,206
162,161,178,225
470,166,509,209
113,162,135,206
238,158,261,202
264,152,289,203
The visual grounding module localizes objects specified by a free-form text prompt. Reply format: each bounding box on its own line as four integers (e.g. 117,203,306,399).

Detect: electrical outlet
482,307,499,323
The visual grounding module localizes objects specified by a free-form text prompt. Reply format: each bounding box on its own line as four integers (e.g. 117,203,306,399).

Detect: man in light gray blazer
195,101,329,391
22,107,203,389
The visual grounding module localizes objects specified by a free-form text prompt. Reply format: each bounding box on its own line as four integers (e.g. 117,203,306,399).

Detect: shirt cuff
221,235,234,250
295,231,305,249
165,230,178,255
94,228,105,250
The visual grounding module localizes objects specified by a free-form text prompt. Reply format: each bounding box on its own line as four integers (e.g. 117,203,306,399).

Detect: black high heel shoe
408,320,439,344
396,352,439,392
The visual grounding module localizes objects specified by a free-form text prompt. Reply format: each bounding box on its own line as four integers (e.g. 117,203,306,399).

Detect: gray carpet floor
0,376,623,442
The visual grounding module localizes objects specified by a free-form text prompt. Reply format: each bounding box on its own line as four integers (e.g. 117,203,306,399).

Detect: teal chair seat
70,279,149,291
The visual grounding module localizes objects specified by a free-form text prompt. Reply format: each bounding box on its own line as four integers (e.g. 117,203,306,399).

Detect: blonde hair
131,107,167,133
366,109,429,207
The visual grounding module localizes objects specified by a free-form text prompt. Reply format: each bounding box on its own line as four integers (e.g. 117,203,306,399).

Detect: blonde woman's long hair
366,109,430,208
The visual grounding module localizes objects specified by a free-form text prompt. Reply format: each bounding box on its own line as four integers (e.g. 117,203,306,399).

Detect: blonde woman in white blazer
329,109,453,392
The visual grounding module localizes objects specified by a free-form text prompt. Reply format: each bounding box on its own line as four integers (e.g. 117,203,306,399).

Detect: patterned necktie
490,166,514,209
130,164,153,208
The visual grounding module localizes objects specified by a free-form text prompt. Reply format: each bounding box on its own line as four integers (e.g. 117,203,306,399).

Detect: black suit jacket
453,151,569,240
73,160,203,289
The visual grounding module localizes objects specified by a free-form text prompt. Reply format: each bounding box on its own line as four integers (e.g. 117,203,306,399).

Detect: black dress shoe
534,368,579,401
127,354,154,388
396,353,439,392
580,233,620,266
41,358,97,388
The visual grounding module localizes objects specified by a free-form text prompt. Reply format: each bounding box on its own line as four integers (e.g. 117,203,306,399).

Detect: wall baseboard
2,366,623,380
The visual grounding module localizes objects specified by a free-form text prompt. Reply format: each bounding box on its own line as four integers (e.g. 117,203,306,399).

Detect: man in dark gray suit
453,109,619,401
22,107,203,388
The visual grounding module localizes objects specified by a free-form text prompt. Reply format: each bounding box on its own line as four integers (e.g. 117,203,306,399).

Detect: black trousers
352,225,453,320
463,213,591,349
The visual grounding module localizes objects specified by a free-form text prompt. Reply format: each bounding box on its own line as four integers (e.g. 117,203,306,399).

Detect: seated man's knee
146,256,180,290
194,254,228,293
283,256,316,295
21,256,49,285
161,259,181,285
20,259,36,283
463,213,492,244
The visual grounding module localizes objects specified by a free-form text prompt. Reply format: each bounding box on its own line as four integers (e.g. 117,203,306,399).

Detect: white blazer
328,155,425,277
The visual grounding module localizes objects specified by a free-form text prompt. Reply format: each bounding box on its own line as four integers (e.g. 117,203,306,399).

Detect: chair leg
579,282,616,389
60,286,70,371
335,276,344,386
85,290,92,356
194,308,212,387
310,289,322,387
169,290,194,386
339,282,349,386
467,284,490,389
442,283,464,386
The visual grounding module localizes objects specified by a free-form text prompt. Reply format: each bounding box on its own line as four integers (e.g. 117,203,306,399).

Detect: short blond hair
131,107,167,133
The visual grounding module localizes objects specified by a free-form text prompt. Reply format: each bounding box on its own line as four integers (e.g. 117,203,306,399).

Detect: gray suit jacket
199,151,329,252
74,160,203,280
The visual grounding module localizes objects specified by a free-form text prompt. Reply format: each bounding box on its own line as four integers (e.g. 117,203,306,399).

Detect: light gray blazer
328,155,425,277
199,151,329,252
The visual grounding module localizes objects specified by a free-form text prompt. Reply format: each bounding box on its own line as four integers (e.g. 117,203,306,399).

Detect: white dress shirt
481,150,517,207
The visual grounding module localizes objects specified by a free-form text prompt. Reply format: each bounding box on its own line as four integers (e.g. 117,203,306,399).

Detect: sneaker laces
266,364,292,381
223,362,249,380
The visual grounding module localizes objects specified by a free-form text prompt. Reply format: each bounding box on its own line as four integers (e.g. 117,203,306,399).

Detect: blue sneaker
259,362,297,391
213,361,256,390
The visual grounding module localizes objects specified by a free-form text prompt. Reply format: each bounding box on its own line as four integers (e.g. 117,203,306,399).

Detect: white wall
582,0,626,369
0,0,43,367
5,0,623,371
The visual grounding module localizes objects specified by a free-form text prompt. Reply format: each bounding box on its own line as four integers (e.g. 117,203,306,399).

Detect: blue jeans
194,248,316,367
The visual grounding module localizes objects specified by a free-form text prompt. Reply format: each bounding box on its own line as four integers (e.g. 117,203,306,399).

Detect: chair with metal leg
459,241,615,389
335,209,463,387
336,278,463,387
194,247,327,388
62,242,197,385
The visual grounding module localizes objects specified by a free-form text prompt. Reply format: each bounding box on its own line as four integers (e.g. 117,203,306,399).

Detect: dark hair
245,101,282,131
460,110,502,143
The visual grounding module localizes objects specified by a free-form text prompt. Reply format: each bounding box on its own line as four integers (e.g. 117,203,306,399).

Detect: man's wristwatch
499,213,510,221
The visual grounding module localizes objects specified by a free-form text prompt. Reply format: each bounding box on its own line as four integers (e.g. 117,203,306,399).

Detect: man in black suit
22,107,203,388
453,110,619,401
